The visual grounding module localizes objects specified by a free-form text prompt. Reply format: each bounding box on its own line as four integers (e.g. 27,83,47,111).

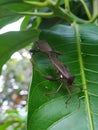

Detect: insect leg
77,94,81,108
45,82,63,96
65,85,72,107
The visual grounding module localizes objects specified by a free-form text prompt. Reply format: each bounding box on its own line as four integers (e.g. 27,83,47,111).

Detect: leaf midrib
73,22,94,130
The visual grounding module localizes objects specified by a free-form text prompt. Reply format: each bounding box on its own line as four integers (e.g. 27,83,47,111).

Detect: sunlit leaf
0,30,39,73
0,7,22,29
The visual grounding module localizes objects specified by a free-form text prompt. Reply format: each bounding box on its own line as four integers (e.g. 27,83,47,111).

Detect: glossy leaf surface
28,24,98,130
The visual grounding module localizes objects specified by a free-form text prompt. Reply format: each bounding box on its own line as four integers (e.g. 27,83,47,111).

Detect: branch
53,6,88,24
56,0,61,6
65,0,70,11
18,11,54,18
80,0,92,20
21,0,88,24
93,0,98,23
89,14,98,23
23,0,48,8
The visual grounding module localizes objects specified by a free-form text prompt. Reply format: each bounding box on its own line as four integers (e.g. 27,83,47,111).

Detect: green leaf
28,24,98,130
0,1,34,28
20,16,41,30
0,30,39,74
0,0,35,12
20,16,31,30
0,7,22,29
0,120,17,130
0,0,22,5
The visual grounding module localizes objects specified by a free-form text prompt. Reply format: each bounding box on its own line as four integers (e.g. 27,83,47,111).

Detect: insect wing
37,40,52,54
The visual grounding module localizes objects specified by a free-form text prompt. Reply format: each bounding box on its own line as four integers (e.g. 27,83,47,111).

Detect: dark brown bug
30,40,81,106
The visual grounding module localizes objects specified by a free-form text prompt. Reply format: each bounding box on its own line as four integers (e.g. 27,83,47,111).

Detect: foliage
0,51,31,130
0,0,98,130
0,52,31,106
0,109,27,130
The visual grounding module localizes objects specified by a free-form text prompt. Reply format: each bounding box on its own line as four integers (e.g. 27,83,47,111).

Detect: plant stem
22,0,88,24
18,11,54,18
80,0,92,20
53,6,87,23
93,0,98,23
89,14,98,23
56,0,61,6
23,0,48,8
65,0,70,11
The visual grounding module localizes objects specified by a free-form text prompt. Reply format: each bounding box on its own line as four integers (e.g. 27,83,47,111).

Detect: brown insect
30,40,81,106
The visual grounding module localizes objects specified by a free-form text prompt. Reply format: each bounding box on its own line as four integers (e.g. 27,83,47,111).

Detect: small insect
30,40,81,106
31,40,74,83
